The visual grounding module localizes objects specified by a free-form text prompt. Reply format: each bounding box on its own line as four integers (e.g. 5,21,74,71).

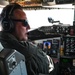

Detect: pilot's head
0,3,30,41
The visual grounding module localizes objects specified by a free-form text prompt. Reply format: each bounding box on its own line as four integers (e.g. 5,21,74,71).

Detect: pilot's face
12,9,30,41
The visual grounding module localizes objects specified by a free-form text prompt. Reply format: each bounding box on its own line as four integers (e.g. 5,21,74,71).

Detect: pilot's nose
26,24,30,30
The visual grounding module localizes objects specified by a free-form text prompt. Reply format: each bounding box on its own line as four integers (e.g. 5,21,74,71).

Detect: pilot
0,3,54,75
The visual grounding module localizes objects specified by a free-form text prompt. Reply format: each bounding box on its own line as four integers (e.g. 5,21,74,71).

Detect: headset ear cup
1,18,14,32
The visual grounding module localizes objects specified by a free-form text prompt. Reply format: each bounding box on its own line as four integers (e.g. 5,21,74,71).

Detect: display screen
43,41,51,49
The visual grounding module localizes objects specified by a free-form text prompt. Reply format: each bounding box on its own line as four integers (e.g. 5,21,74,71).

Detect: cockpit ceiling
7,0,75,7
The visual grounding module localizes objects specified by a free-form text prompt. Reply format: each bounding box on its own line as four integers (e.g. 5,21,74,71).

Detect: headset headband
1,3,22,20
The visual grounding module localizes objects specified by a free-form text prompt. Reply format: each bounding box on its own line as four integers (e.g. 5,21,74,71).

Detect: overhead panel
43,0,56,6
56,0,75,4
6,0,75,10
0,0,9,7
7,0,75,6
7,0,43,7
42,0,75,6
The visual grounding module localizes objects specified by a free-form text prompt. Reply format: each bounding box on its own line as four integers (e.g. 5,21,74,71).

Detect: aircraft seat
0,48,28,75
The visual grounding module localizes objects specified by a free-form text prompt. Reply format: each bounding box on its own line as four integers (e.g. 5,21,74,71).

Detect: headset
1,3,22,32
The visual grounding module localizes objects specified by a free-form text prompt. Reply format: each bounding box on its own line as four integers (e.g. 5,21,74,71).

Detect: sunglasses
11,19,29,27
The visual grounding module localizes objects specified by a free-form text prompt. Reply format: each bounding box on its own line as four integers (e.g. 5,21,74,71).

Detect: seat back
0,48,28,75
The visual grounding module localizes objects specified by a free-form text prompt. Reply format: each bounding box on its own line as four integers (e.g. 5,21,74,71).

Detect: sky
25,9,74,29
